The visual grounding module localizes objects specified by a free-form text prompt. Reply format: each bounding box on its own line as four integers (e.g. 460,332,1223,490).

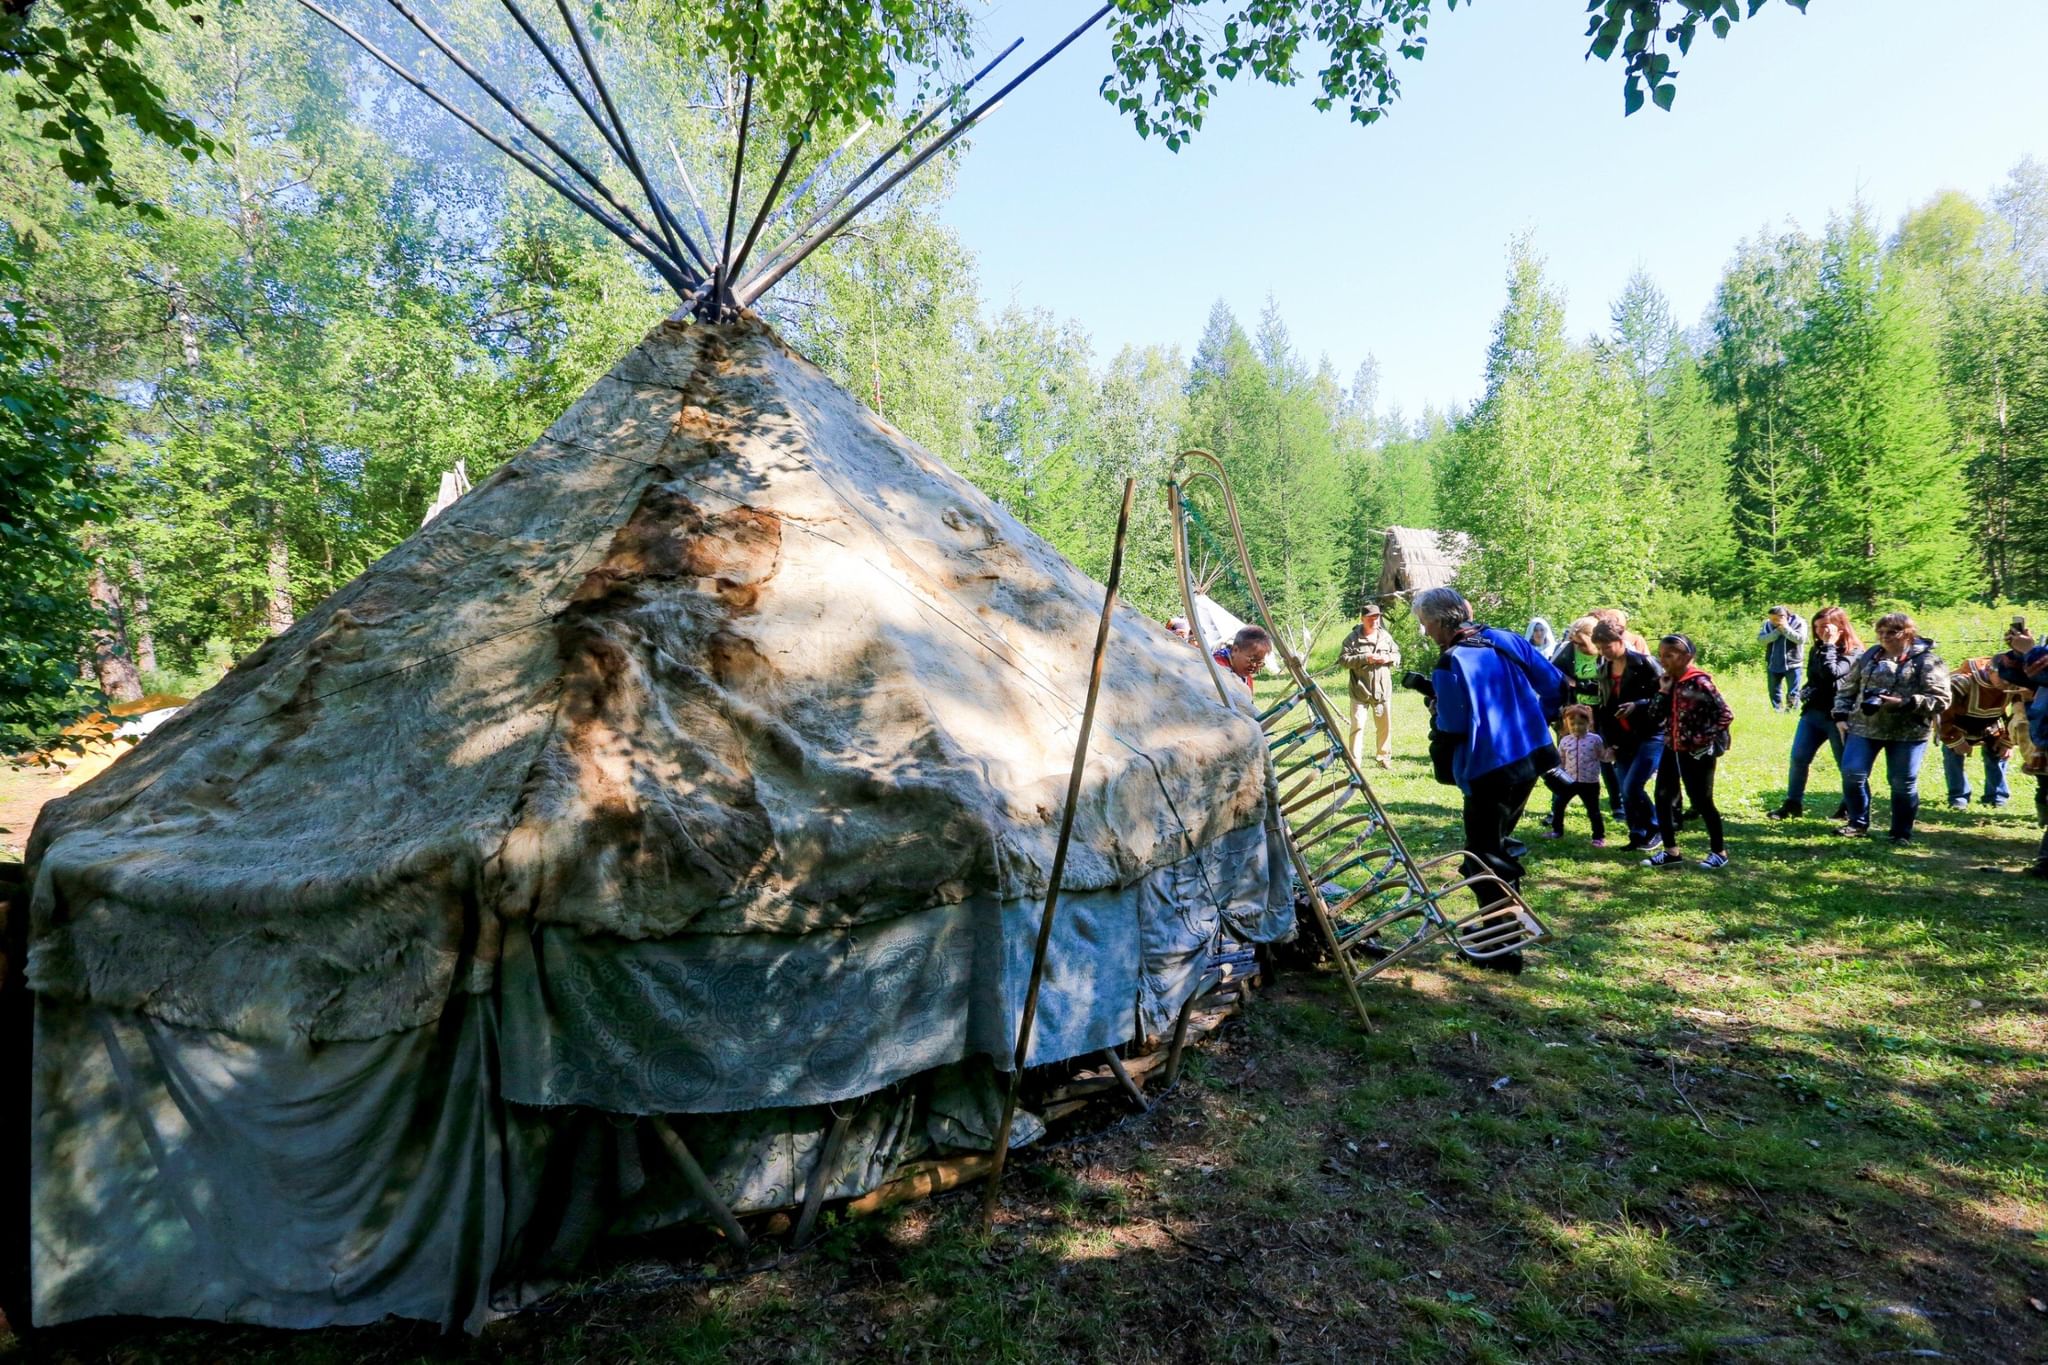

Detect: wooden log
846,1154,994,1217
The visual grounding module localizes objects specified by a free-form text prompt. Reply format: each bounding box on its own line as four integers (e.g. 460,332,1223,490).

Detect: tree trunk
87,561,145,704
266,521,294,636
126,559,158,675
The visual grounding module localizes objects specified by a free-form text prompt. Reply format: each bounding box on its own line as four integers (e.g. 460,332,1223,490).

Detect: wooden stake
978,475,1134,1231
652,1118,750,1250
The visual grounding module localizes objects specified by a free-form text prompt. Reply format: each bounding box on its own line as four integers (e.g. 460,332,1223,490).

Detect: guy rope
1167,450,1550,1033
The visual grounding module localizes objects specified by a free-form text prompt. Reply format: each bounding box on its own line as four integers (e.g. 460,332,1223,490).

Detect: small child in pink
1543,704,1608,845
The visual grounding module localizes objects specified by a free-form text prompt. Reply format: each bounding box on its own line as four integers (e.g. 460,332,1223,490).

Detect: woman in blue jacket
1418,587,1564,970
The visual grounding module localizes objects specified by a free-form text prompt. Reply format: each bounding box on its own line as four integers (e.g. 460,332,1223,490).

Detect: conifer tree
1610,271,1736,595
1788,209,1968,606
1440,239,1651,626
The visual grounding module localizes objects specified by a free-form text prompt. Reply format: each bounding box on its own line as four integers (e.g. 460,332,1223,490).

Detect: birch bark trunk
126,559,159,675
87,560,145,703
266,521,294,636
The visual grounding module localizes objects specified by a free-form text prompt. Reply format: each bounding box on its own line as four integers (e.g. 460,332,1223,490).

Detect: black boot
1766,802,1803,821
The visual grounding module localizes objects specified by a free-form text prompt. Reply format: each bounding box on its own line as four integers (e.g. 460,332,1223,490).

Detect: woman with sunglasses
1831,613,1951,843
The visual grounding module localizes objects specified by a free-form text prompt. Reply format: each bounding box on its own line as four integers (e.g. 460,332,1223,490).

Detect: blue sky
938,0,2048,418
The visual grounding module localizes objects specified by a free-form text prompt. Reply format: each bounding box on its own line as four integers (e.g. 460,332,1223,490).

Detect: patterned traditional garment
1940,657,2016,755
1650,665,1734,755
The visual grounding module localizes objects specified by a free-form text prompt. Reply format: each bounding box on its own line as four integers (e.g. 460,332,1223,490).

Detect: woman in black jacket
1769,607,1861,821
1591,619,1665,848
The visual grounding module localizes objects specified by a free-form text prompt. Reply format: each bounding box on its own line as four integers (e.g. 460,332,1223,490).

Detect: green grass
6,657,2045,1364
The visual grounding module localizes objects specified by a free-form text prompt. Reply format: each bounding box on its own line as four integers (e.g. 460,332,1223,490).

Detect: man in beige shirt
1339,601,1401,769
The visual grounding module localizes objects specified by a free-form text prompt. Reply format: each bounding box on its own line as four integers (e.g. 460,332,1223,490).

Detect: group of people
1375,594,2048,922
1414,597,1738,880
1170,595,2048,906
1761,609,2047,874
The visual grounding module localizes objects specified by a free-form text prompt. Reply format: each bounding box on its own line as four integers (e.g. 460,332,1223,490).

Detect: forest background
5,0,2047,748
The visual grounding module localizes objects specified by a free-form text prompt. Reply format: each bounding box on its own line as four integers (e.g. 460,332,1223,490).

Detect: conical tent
22,315,1292,1330
14,0,1295,1331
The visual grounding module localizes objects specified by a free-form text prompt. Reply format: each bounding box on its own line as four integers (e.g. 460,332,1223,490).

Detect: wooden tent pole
792,1105,855,1248
728,107,818,287
741,37,1023,292
978,476,1134,1231
759,116,870,239
713,70,755,313
294,0,696,297
382,0,693,284
739,7,1110,307
551,0,698,276
496,0,628,161
653,1119,750,1250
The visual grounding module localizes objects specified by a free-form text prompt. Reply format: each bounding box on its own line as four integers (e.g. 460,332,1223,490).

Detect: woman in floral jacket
1641,634,1735,870
1830,612,1950,843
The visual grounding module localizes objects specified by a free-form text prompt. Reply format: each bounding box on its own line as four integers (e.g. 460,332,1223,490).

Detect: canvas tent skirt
27,822,1289,1332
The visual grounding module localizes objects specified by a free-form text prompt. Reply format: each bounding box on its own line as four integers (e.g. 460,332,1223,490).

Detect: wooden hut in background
1376,526,1469,607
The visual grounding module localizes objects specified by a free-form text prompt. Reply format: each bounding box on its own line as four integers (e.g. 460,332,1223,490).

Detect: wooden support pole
741,37,1022,291
712,70,755,314
978,476,1135,1231
1100,1049,1149,1113
1162,987,1202,1090
383,0,694,284
294,0,697,296
792,1106,854,1249
727,107,817,286
551,0,700,275
497,0,627,160
652,1118,750,1251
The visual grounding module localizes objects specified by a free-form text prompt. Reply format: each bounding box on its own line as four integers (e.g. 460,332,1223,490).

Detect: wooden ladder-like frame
1167,450,1549,1036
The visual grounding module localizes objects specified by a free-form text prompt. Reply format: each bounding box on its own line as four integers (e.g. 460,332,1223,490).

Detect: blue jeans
1785,709,1845,809
1941,746,2010,805
1618,737,1666,842
1768,665,1802,711
1841,735,1929,838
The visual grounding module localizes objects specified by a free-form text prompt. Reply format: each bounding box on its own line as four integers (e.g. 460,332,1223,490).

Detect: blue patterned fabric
497,819,1288,1114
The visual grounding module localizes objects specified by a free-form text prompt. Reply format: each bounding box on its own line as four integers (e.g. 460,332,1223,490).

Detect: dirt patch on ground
0,766,69,861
